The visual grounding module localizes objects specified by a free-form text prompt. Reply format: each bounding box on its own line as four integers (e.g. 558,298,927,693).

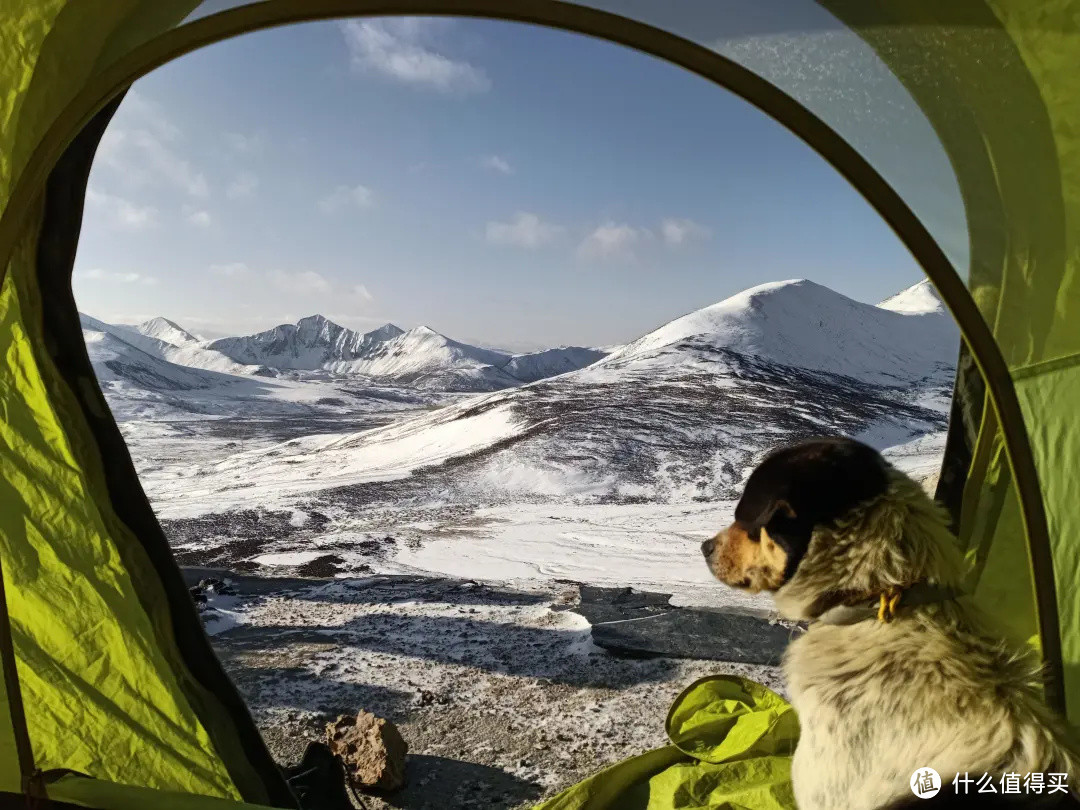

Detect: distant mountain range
81,311,608,394
152,278,959,508
205,317,607,391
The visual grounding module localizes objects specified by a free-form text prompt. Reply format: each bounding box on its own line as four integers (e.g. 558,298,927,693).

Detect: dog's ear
768,499,796,521
759,500,812,582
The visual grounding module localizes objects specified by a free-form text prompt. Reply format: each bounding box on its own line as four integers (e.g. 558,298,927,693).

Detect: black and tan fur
702,437,1080,810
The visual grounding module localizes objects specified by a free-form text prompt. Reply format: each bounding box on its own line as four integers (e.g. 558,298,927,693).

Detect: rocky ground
195,572,787,809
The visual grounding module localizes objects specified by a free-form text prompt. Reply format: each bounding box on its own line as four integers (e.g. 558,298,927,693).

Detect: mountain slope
503,347,607,383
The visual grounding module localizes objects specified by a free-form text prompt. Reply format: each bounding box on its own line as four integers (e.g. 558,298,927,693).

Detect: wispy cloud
85,188,158,230
270,270,333,295
96,92,209,198
481,154,513,175
120,91,180,141
210,263,374,305
183,206,212,227
319,183,375,214
226,172,259,199
486,212,563,249
660,217,710,246
97,128,208,197
577,222,647,262
76,267,158,285
224,132,264,155
340,19,491,95
210,262,252,277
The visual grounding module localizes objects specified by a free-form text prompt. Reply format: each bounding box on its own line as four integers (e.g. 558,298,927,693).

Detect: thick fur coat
702,438,1080,810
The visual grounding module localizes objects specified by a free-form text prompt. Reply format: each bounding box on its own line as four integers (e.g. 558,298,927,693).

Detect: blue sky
73,16,926,350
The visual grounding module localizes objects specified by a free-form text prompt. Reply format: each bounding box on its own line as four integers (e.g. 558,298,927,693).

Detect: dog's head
701,437,890,593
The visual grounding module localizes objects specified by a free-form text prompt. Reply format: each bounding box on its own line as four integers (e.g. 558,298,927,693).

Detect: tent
1,1,1077,807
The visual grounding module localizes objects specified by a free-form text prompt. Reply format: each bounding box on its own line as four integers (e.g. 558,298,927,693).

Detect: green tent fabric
533,676,799,810
1,2,1078,809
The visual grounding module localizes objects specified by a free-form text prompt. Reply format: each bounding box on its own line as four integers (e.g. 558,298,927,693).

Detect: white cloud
486,212,563,249
210,264,371,304
340,19,491,95
120,91,180,141
270,270,332,295
84,187,158,230
224,132,264,154
226,172,259,199
577,222,645,261
184,206,212,227
131,129,208,196
319,183,375,213
661,217,711,246
482,155,513,175
76,267,157,285
210,262,252,277
97,127,208,197
96,93,211,198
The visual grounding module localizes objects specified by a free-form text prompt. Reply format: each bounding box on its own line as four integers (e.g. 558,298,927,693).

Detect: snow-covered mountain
206,316,405,370
90,314,257,376
502,347,608,384
81,314,241,393
119,316,200,346
206,316,606,390
596,279,955,386
165,279,958,511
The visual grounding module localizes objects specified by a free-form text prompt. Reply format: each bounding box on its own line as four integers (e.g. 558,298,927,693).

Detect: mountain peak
408,325,443,338
368,323,405,339
135,316,199,345
296,314,337,328
877,279,943,314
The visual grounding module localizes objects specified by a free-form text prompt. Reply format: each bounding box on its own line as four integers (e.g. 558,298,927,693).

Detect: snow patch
251,551,327,567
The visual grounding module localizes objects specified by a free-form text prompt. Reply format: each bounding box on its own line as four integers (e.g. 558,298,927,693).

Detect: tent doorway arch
2,2,1075,807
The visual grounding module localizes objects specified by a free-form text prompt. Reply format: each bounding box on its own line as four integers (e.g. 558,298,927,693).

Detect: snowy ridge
596,279,956,386
87,314,258,375
207,316,406,370
129,316,200,345
208,316,605,389
503,347,607,384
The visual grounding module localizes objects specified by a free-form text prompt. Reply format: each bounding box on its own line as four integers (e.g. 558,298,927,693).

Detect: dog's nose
701,537,717,557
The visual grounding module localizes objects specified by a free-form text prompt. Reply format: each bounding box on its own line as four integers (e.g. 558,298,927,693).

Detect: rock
325,711,408,793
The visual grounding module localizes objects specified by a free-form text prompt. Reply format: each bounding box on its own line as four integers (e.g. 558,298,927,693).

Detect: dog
701,437,1080,810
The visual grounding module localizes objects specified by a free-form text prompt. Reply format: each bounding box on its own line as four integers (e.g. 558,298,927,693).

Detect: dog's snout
701,537,717,557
